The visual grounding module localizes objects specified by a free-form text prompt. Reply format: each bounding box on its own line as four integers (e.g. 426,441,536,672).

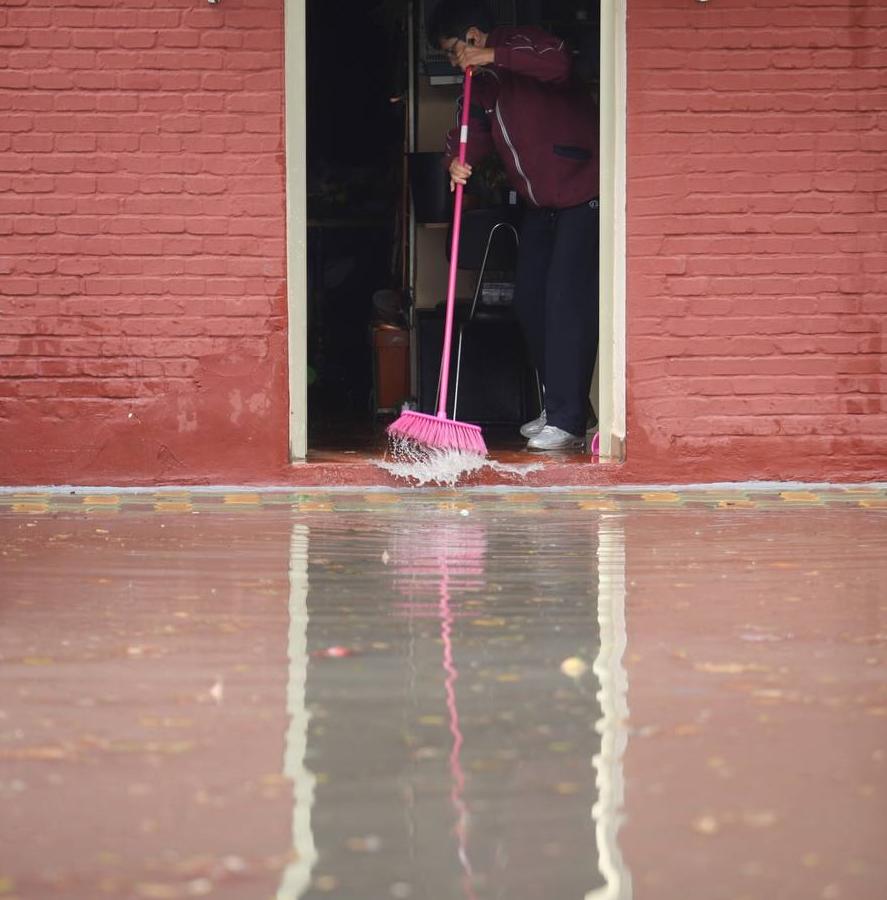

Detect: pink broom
388,67,487,456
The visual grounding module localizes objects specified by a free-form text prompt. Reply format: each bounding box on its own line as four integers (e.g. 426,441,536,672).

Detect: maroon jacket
444,27,599,210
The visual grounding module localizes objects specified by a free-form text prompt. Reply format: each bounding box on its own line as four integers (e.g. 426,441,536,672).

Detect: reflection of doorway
283,497,630,897
285,0,626,461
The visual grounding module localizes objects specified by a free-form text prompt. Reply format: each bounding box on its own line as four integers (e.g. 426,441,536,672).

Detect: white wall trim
599,0,628,460
285,0,308,461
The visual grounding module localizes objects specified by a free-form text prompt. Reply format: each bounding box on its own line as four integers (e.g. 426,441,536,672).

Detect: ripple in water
377,437,542,487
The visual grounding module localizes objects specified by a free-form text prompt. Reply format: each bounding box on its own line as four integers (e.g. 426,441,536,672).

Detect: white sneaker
521,408,597,439
526,425,585,452
520,409,547,438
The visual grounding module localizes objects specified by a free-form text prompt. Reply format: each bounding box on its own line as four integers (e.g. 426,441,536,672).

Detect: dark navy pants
512,200,600,436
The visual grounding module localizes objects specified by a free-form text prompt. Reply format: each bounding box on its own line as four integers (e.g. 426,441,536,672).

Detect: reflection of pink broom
392,525,481,899
387,68,487,456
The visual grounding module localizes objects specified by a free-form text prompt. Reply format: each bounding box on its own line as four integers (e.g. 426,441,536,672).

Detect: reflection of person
430,1,599,451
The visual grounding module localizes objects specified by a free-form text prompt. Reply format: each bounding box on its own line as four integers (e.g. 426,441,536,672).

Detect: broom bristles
387,411,487,456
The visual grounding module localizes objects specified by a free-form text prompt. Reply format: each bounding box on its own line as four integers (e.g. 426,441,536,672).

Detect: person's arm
443,94,494,189
491,28,571,84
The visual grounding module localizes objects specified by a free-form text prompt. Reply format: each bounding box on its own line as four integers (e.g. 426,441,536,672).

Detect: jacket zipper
495,101,539,207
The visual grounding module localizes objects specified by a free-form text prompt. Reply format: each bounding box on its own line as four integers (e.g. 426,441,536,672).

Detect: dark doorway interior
306,0,405,449
305,1,600,454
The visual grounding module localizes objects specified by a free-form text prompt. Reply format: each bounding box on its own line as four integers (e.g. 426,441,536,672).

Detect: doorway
286,0,626,462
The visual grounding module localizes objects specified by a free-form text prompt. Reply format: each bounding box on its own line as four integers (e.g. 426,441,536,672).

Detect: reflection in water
395,523,487,900
284,503,630,899
589,515,631,900
278,524,317,898
392,521,487,899
2,489,882,899
439,562,476,899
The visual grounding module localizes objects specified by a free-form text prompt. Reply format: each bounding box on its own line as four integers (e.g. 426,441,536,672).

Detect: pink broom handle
437,66,474,419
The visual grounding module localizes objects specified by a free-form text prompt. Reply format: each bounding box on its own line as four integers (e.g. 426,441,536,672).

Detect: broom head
387,411,487,456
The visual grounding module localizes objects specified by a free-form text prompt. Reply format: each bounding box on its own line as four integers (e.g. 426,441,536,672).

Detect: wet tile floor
0,487,885,900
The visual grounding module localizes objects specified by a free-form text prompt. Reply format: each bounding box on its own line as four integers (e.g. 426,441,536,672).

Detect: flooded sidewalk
1,488,885,900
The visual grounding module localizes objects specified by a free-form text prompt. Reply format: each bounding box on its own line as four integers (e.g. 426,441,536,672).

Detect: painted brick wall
3,1,885,486
0,0,288,484
626,0,887,481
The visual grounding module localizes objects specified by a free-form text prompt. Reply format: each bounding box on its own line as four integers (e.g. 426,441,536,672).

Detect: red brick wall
2,1,885,485
625,0,887,482
0,0,289,484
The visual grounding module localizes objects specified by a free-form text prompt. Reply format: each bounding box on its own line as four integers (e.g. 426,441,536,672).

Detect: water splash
377,437,542,487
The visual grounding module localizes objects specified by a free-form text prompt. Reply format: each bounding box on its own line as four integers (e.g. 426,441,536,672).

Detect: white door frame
284,0,627,462
285,0,308,460
598,0,627,461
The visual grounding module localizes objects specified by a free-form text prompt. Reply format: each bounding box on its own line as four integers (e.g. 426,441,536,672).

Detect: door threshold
295,445,616,488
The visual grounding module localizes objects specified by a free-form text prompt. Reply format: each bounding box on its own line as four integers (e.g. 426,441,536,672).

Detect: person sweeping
431,0,600,452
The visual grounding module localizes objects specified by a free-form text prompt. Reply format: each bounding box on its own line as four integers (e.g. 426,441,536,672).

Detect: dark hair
427,1,496,45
